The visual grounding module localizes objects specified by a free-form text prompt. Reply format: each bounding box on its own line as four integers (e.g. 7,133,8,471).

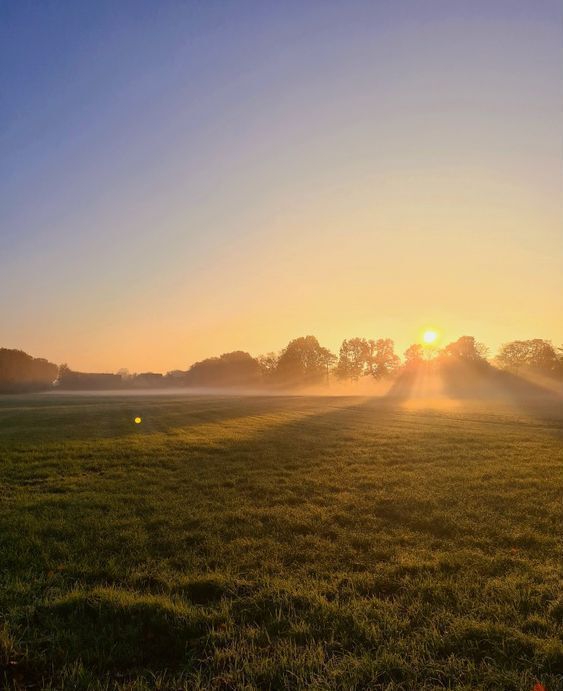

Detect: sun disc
423,330,438,344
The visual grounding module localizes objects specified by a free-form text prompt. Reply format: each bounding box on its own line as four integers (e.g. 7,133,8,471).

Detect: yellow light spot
134,417,142,424
422,330,438,344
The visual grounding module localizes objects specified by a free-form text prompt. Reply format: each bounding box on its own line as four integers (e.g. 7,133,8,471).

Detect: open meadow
0,393,562,690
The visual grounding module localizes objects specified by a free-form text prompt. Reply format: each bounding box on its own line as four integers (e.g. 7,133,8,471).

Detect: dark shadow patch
34,588,207,671
177,576,227,605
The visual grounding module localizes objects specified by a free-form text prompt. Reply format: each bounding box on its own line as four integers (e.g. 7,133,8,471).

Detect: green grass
0,394,561,690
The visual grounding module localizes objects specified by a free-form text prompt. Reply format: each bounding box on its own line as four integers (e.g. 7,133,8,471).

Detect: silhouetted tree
404,343,424,368
275,336,335,387
497,339,561,378
365,338,400,379
5,332,561,396
441,336,488,363
184,351,261,388
0,348,58,393
257,353,279,384
437,336,495,398
57,363,71,382
164,370,189,387
336,338,370,381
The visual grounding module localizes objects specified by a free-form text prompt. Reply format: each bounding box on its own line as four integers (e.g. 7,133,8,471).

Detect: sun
422,329,438,345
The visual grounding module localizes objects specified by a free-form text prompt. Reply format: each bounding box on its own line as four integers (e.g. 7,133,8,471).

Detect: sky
1,0,562,373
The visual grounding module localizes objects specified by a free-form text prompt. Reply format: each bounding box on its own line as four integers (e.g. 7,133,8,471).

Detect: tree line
0,348,59,393
1,335,562,394
166,335,562,388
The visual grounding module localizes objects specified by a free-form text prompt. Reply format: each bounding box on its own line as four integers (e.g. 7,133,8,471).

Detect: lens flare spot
134,417,142,424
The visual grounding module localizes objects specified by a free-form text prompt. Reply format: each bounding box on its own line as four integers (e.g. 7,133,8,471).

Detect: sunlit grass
0,394,561,689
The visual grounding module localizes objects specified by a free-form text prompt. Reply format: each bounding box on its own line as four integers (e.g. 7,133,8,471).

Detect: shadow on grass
4,393,562,689
0,395,340,445
439,360,563,434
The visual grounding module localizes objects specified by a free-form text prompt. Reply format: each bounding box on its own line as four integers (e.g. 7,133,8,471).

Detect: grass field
0,393,562,690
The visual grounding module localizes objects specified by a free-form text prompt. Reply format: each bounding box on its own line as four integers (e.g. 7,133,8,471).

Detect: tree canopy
0,348,58,393
184,351,262,388
2,333,563,394
275,336,336,387
497,339,561,377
